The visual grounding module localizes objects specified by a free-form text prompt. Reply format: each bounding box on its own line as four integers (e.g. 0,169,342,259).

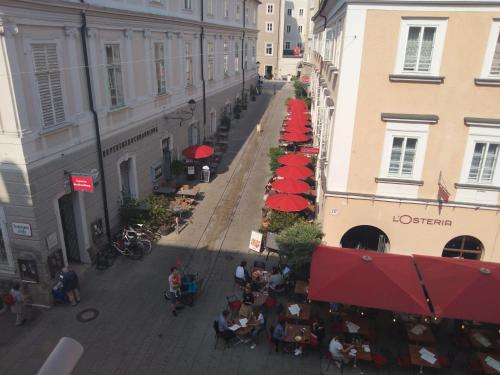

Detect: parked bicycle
122,226,153,254
111,230,149,260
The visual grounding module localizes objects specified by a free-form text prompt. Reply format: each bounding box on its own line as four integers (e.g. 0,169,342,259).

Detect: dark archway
442,235,483,260
340,225,390,252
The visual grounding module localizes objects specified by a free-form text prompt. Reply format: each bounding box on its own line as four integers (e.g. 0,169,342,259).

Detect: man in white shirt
329,336,353,366
235,260,249,284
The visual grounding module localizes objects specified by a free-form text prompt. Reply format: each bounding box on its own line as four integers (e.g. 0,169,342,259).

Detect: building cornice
381,113,439,124
464,117,500,128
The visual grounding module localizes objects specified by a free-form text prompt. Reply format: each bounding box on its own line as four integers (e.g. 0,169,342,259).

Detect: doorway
162,138,172,181
118,156,137,200
265,65,273,79
340,225,390,252
58,194,80,262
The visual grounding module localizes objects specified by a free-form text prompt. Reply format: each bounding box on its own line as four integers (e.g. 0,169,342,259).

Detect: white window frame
479,21,500,79
286,25,291,33
285,41,291,50
0,206,15,273
105,43,125,109
298,25,303,33
207,40,215,81
265,42,273,56
299,9,304,16
223,40,229,75
185,42,193,86
235,41,240,73
224,0,229,18
394,18,447,76
266,22,274,32
379,122,430,181
236,3,240,19
287,8,292,16
266,3,274,14
153,41,167,95
184,0,192,10
207,0,214,15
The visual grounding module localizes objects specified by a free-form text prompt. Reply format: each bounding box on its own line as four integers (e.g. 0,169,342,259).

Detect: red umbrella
265,193,309,212
277,153,310,166
309,246,431,315
281,133,311,143
182,144,215,159
282,127,310,134
414,255,500,323
271,178,310,193
276,165,313,179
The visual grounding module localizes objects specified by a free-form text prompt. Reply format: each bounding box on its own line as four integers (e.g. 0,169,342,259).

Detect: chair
226,295,241,315
325,352,344,374
438,355,450,368
373,353,389,374
268,325,280,353
233,276,245,291
213,320,227,350
263,296,276,309
396,355,411,374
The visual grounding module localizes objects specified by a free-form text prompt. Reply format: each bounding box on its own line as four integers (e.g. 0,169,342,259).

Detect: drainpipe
200,0,207,139
242,0,246,99
80,4,112,243
276,0,281,77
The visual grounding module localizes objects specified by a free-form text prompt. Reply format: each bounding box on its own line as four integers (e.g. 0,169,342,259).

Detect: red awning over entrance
414,255,500,324
309,246,431,315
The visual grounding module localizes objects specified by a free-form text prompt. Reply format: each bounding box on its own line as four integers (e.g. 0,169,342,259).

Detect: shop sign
18,259,39,283
294,47,301,56
12,222,32,237
300,147,319,155
393,215,452,226
249,230,263,252
70,175,94,192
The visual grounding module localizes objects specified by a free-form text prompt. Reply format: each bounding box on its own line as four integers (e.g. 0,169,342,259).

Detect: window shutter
403,27,421,71
481,144,499,182
417,27,436,72
468,143,486,182
490,32,500,76
401,138,417,176
389,137,404,175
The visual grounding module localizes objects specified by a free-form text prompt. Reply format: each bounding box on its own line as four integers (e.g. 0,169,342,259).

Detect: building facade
310,0,500,261
0,0,259,304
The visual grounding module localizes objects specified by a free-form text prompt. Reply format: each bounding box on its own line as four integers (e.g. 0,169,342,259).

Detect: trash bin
201,166,210,183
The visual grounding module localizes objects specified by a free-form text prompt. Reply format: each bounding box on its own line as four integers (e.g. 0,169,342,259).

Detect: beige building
0,0,259,303
310,0,500,261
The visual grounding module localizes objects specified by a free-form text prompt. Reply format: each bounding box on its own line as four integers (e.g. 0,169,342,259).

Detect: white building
0,0,259,303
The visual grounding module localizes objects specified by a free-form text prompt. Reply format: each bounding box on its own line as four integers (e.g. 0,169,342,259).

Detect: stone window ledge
389,74,444,84
375,177,423,186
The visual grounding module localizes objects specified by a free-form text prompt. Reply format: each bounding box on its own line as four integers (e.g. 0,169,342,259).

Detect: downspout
319,12,327,76
242,0,246,99
276,0,281,77
80,4,112,243
200,0,207,139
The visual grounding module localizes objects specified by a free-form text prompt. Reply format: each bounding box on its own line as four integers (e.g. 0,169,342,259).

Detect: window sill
474,78,500,87
389,74,444,84
455,183,500,192
108,105,128,114
156,90,172,98
375,177,424,186
38,121,75,136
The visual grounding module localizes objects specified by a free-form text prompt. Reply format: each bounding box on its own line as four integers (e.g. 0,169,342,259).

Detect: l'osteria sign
393,215,452,226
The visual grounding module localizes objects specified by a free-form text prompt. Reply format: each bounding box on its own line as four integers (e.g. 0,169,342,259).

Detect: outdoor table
252,291,267,307
294,280,309,295
343,315,371,337
406,323,436,344
235,317,258,337
348,344,372,369
478,353,500,374
176,187,199,198
408,344,441,373
285,302,311,321
283,323,311,344
469,329,500,351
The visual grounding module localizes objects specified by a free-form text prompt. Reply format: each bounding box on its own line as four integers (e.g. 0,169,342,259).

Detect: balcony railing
282,49,303,58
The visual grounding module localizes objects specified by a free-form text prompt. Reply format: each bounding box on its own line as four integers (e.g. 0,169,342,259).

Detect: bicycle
95,243,117,270
111,231,146,260
130,223,161,242
123,226,153,255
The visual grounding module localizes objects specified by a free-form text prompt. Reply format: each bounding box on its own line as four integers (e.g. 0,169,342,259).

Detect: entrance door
58,194,80,262
162,138,172,180
120,159,131,198
265,65,273,79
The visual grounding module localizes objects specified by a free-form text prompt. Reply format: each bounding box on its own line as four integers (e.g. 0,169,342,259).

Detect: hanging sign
300,147,319,155
249,230,263,253
71,175,94,192
294,47,301,56
12,222,32,237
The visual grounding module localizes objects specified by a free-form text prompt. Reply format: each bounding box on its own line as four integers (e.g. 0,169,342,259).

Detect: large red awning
309,246,431,315
414,255,500,324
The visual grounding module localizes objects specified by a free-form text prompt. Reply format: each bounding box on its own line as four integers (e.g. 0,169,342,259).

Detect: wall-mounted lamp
164,98,196,126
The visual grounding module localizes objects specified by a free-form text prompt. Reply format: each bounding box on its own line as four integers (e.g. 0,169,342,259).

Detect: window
0,207,13,269
287,8,292,16
297,42,302,49
467,142,499,183
266,22,273,32
223,41,229,75
480,22,500,79
184,0,192,10
442,236,483,260
105,44,125,108
265,43,273,56
185,42,193,86
299,9,304,16
208,41,214,81
224,0,229,17
490,31,500,76
207,0,213,15
285,41,291,50
266,4,273,14
325,28,333,61
286,25,291,33
395,19,447,76
298,26,303,33
235,42,240,73
236,4,240,19
244,42,248,70
31,43,65,127
252,44,256,65
388,137,417,177
245,7,249,23
154,43,166,95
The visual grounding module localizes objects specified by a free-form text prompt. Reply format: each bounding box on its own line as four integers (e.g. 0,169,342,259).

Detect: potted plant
241,93,248,110
250,85,257,101
234,99,241,119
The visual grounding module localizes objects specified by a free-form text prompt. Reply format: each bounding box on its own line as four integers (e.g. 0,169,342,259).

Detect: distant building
310,0,500,260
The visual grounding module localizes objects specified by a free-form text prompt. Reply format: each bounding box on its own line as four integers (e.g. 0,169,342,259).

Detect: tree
277,222,323,277
263,210,305,234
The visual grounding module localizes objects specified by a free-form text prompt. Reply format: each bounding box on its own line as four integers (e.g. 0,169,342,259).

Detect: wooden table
343,315,370,337
235,318,257,337
478,353,500,374
408,344,441,373
285,302,311,321
283,323,311,344
348,344,373,369
469,329,500,351
176,187,199,198
406,323,436,344
294,280,309,295
252,292,267,307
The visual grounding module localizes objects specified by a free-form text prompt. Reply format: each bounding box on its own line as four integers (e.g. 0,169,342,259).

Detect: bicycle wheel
129,242,144,260
140,239,152,255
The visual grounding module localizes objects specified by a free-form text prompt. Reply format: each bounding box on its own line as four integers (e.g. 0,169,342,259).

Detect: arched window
340,225,390,252
442,236,483,260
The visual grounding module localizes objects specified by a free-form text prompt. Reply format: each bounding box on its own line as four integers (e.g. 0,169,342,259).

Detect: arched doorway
340,225,390,252
442,235,483,260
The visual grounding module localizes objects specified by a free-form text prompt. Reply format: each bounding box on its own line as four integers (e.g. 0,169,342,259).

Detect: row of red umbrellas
282,99,312,144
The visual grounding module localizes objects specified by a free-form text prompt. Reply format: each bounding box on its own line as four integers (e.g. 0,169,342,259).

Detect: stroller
164,273,200,307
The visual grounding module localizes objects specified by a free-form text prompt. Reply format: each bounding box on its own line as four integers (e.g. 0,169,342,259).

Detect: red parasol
276,165,313,179
182,144,215,159
281,133,311,143
277,153,310,166
265,193,309,212
282,127,310,134
271,178,310,194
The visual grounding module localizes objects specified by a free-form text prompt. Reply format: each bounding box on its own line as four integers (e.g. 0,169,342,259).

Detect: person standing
168,267,182,316
10,283,26,326
272,320,286,352
59,267,80,306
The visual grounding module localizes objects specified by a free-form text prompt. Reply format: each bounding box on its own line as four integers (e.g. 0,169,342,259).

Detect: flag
438,172,450,203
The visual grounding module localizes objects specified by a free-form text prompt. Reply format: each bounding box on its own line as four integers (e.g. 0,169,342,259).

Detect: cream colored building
0,0,259,303
310,0,500,261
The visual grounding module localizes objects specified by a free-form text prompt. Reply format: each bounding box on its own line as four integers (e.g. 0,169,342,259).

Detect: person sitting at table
312,319,326,343
239,284,255,318
329,335,354,367
268,267,285,292
235,260,250,285
218,310,236,341
272,320,286,353
250,310,266,349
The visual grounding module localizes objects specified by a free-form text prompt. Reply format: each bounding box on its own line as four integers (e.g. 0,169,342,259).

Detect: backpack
2,292,15,306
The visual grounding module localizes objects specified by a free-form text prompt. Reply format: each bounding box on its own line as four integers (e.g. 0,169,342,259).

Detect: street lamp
164,98,196,126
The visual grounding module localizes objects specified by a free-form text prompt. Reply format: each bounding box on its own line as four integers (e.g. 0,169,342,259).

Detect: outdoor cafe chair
213,320,228,350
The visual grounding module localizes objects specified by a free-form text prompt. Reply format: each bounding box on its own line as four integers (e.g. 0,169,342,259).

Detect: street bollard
37,337,84,375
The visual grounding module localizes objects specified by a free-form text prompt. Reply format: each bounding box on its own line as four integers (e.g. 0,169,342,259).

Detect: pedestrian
256,122,262,134
9,282,26,326
59,267,80,306
168,266,182,316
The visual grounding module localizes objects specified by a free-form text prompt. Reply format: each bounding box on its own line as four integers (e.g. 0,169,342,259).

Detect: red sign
301,76,310,83
71,175,94,192
300,147,320,155
294,47,301,56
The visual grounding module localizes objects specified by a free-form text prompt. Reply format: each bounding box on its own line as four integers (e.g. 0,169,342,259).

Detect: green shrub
293,80,307,99
171,160,184,177
264,211,305,234
268,147,286,173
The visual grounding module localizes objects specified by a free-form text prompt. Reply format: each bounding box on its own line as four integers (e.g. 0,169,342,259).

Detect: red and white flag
438,172,450,203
